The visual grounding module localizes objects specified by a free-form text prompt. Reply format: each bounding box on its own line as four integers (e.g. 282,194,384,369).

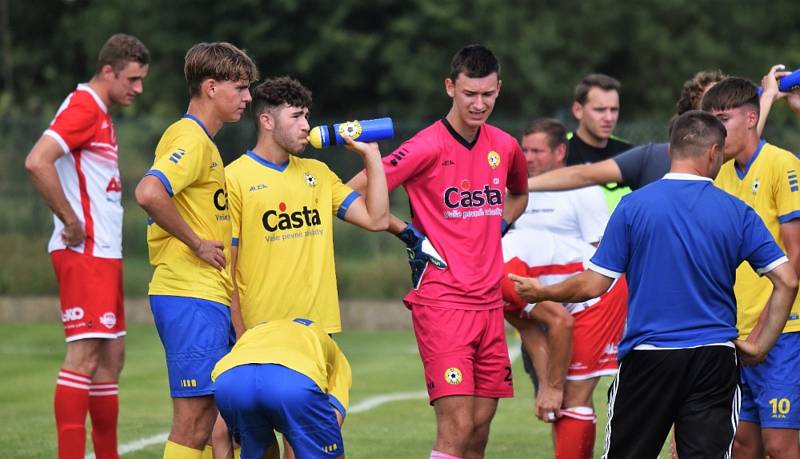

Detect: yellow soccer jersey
715,141,800,338
145,115,232,305
211,318,352,411
226,151,359,333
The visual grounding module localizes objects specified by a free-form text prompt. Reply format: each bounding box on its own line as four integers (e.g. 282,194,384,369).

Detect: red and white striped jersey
502,228,608,314
44,84,122,259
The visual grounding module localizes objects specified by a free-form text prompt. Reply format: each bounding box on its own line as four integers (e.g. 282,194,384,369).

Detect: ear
445,78,455,98
202,79,216,99
259,111,275,132
98,64,115,80
555,143,567,163
747,109,759,130
572,101,583,121
496,79,502,96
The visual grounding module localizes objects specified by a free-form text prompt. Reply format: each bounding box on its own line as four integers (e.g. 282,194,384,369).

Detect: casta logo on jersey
262,202,321,232
443,179,503,209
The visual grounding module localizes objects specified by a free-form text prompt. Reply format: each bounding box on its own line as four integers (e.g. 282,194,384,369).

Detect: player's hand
61,219,86,247
192,239,226,270
342,135,381,159
535,385,563,423
761,64,792,101
396,223,447,289
508,273,546,303
734,339,768,366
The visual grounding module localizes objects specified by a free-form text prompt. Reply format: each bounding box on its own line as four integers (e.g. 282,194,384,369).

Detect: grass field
0,321,633,458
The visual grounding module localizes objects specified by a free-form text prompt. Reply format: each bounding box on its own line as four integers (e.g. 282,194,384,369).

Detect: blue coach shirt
589,173,787,359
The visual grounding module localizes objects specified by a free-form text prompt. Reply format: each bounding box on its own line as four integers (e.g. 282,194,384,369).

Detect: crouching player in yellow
211,318,351,459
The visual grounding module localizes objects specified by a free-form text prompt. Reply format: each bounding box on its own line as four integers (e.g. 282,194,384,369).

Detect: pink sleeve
506,142,528,193
383,136,437,192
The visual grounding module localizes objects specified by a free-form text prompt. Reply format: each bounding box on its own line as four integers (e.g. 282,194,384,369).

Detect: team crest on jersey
752,179,760,195
304,172,317,187
487,151,501,169
444,367,463,385
99,312,117,329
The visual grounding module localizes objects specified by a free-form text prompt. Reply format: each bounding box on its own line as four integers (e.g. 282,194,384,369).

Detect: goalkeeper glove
396,223,447,289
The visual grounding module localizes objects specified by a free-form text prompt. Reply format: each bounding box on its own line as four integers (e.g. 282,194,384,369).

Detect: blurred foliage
4,0,800,296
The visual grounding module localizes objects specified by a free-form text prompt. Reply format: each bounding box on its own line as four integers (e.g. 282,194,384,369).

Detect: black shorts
603,346,740,459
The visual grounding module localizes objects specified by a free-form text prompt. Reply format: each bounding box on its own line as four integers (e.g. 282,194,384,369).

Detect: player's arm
528,159,623,192
503,192,528,229
528,301,573,407
749,219,800,342
736,262,797,365
134,175,225,269
229,246,245,339
506,313,559,422
509,269,614,305
24,135,84,246
340,137,389,231
757,64,792,136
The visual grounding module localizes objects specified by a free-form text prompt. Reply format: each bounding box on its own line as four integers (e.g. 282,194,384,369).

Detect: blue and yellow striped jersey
715,141,800,338
226,151,359,333
145,115,232,305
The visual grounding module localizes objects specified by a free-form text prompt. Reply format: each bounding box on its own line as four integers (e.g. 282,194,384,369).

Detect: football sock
163,440,203,459
554,406,596,459
89,380,119,459
430,450,463,459
55,369,91,459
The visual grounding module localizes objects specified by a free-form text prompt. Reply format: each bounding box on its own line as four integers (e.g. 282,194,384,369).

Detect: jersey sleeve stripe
43,129,70,154
586,260,623,279
145,169,175,197
756,255,789,275
328,393,347,420
778,210,800,224
336,191,361,219
231,237,239,246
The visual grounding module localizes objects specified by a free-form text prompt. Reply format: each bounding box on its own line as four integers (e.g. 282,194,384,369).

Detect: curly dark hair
675,70,726,115
251,76,312,130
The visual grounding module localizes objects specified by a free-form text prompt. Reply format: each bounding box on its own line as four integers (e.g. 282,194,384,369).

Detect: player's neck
87,78,113,109
185,100,224,137
576,125,608,149
445,110,480,143
251,137,290,165
670,160,708,178
733,135,761,169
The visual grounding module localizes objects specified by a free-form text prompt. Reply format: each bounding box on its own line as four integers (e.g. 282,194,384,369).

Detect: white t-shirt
514,186,608,244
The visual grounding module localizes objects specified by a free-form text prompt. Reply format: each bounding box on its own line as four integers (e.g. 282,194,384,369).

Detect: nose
133,81,143,94
242,89,252,103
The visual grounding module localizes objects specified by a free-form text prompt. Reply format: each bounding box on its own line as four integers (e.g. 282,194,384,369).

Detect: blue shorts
150,295,235,398
740,332,800,428
214,364,345,459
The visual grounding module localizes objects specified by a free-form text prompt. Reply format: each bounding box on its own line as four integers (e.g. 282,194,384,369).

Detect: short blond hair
184,42,259,98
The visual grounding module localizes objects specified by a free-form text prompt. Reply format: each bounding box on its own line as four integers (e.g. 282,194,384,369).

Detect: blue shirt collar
735,139,766,180
246,150,290,172
182,114,214,141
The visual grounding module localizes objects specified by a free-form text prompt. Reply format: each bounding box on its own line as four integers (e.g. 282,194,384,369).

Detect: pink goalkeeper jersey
385,119,528,309
43,84,123,259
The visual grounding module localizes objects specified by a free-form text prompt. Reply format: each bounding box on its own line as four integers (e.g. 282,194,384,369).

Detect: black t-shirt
613,143,671,190
566,133,633,166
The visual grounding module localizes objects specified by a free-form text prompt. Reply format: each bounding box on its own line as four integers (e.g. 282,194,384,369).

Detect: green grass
0,322,670,458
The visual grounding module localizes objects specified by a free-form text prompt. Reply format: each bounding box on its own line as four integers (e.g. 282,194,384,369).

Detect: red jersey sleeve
506,142,528,194
48,97,98,154
383,135,438,192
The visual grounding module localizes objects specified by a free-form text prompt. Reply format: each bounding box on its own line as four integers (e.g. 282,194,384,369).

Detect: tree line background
3,0,800,296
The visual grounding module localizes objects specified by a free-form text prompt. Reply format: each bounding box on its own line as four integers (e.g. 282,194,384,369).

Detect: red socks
55,369,91,459
554,407,596,459
54,370,119,459
89,381,119,459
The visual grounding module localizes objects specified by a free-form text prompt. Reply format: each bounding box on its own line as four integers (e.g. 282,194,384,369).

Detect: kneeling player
212,319,351,459
501,229,627,459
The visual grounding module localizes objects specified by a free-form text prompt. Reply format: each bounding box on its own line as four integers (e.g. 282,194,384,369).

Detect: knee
438,414,475,443
553,312,574,333
763,435,796,459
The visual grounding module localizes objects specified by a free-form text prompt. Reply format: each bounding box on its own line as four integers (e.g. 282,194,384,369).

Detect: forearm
136,180,201,250
360,152,390,230
502,192,528,224
229,248,245,338
529,166,594,192
545,319,571,390
540,272,606,304
387,214,407,236
758,91,779,137
27,161,79,225
754,283,795,351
